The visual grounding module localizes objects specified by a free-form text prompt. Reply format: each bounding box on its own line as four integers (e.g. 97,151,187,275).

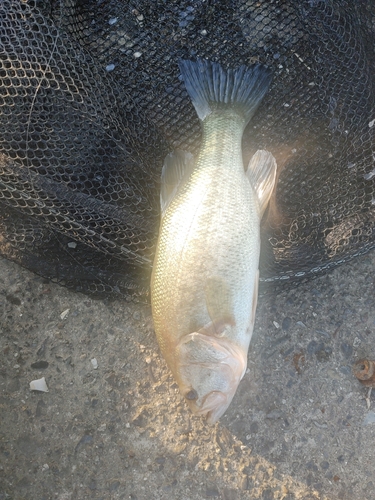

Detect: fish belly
151,164,260,369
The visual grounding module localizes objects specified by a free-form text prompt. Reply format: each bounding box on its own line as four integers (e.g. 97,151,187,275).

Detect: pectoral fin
246,150,277,217
160,150,194,216
201,277,236,337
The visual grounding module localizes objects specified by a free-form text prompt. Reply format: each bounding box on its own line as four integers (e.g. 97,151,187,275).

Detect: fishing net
0,0,374,298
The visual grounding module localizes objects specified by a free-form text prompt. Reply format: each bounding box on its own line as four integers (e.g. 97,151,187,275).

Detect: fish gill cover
0,0,374,298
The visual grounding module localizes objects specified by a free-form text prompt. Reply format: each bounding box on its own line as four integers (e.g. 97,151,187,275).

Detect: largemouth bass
151,59,277,423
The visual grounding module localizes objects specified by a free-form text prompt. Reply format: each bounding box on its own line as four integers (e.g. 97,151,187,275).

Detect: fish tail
178,59,272,124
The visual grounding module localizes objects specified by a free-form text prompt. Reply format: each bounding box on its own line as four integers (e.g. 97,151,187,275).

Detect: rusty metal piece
292,350,305,375
353,359,375,387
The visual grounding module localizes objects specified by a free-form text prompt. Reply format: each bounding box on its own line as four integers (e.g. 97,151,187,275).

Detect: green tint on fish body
151,59,277,424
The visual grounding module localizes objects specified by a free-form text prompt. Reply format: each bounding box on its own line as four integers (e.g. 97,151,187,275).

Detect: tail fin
178,59,272,123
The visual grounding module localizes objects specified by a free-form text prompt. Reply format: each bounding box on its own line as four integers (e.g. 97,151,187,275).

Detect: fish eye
185,389,198,401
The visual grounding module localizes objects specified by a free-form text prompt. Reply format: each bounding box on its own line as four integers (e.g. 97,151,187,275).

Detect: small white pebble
60,308,70,320
105,63,115,72
201,29,207,35
125,423,130,428
30,377,49,392
13,364,20,369
273,321,280,329
67,241,77,249
91,358,98,369
369,119,375,128
137,14,144,21
291,148,297,154
108,17,118,25
42,464,49,472
283,103,290,107
134,51,142,58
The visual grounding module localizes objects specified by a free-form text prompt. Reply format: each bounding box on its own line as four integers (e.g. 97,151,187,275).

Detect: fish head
174,331,247,424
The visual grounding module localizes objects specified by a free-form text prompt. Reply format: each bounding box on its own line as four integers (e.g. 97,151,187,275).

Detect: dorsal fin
246,150,277,217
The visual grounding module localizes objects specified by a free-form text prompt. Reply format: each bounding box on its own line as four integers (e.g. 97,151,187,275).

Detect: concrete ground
0,250,374,500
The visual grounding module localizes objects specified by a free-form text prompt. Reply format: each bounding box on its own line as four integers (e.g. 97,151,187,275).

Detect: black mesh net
1,0,374,298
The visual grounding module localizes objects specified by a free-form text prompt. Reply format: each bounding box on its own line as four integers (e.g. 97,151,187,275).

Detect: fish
151,58,277,424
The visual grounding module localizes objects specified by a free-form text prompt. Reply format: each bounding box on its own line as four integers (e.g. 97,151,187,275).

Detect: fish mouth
176,332,247,423
197,390,230,425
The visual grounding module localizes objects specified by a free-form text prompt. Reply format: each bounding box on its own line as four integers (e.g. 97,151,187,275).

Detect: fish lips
175,332,247,423
191,389,232,425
